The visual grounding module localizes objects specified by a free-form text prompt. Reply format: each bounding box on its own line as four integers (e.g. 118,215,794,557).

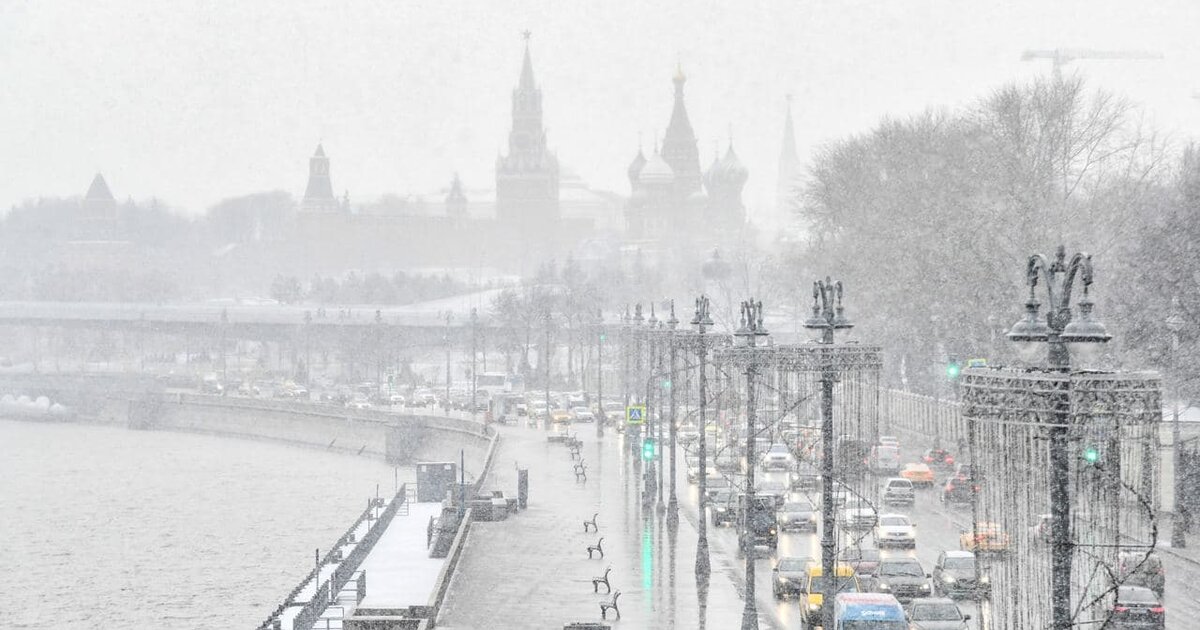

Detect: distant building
445,173,468,219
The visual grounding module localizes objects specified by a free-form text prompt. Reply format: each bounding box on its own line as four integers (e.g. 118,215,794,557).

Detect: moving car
1118,550,1165,598
834,593,907,630
778,499,818,532
550,409,573,424
760,444,795,471
1109,585,1165,629
923,448,955,468
875,513,917,549
840,498,877,530
756,480,789,508
838,546,882,577
873,557,933,602
772,556,813,599
571,406,594,423
790,461,821,491
932,550,989,600
959,522,1010,555
901,462,936,487
710,488,738,526
905,597,970,630
883,477,915,506
800,565,860,629
940,476,974,505
737,494,778,554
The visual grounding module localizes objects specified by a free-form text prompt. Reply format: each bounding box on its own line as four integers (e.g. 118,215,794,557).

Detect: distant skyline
2,0,1199,226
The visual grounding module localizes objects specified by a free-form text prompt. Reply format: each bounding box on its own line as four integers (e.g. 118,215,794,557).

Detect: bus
475,372,523,396
833,592,906,630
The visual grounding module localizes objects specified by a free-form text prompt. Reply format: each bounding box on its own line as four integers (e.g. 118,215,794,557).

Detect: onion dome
709,143,749,191
639,151,675,186
627,148,646,187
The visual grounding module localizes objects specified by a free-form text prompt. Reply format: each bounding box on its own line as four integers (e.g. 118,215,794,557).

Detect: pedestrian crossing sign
626,405,646,425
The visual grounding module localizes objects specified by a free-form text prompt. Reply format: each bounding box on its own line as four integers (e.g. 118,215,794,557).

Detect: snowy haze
2,0,1199,221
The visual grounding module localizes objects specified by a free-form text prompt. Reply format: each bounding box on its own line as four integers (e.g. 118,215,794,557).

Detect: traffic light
946,356,962,380
661,378,672,390
642,438,657,461
1083,445,1101,465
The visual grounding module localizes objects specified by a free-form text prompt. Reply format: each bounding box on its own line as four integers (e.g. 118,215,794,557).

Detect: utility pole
645,303,659,510
444,312,453,416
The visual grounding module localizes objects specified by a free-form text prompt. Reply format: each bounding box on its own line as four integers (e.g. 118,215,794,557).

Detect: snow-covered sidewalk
436,424,750,629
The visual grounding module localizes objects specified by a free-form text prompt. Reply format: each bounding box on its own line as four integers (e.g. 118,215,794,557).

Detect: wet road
670,433,1198,630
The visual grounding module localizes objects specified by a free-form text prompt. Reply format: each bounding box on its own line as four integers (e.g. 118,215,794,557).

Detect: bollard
517,468,529,509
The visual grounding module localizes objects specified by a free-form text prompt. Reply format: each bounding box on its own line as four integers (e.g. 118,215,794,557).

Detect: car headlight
943,576,956,583
980,575,991,584
808,602,821,611
921,583,932,591
878,583,890,590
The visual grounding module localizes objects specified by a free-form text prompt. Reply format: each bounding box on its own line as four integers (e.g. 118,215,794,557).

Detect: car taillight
946,456,955,464
1114,606,1129,613
923,456,933,462
1150,607,1165,614
946,484,955,491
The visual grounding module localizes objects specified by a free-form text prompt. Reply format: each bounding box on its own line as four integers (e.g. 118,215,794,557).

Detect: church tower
302,144,338,213
660,65,702,198
495,32,560,228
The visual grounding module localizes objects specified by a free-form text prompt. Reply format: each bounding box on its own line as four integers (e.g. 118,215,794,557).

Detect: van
871,445,901,474
833,592,907,629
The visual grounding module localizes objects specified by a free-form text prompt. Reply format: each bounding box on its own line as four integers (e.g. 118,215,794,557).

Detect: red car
923,448,955,468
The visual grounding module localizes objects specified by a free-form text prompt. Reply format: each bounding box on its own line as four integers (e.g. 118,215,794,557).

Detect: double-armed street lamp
1005,246,1112,630
802,278,853,630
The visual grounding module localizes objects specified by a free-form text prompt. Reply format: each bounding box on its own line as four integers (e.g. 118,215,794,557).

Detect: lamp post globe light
1004,245,1111,630
802,277,852,630
1167,297,1188,548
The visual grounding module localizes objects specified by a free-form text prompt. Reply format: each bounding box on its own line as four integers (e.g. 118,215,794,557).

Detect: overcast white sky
1,0,1198,221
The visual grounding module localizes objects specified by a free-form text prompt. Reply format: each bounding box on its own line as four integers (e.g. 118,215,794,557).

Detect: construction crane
1021,48,1163,81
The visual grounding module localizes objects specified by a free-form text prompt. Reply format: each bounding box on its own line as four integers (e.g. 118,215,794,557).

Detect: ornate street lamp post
802,278,853,630
596,309,606,439
737,298,768,630
666,301,680,526
1006,246,1111,630
692,295,714,581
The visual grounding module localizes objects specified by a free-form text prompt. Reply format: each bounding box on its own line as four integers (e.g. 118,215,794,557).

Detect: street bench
587,537,604,559
574,460,588,482
599,590,621,620
583,512,598,533
591,566,611,593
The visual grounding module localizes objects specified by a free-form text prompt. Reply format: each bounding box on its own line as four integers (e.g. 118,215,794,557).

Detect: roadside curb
1160,544,1200,568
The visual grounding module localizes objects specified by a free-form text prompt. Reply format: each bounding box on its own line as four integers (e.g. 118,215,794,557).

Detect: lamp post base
667,497,679,527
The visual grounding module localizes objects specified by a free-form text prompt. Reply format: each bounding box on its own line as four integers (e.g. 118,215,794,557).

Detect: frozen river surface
0,419,395,629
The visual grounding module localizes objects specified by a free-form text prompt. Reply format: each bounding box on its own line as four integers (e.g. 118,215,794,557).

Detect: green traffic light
1083,446,1100,464
642,439,656,461
947,363,961,379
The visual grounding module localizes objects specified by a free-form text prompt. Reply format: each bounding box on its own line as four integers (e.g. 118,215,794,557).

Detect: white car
840,498,877,530
572,406,595,423
760,444,795,471
875,513,917,549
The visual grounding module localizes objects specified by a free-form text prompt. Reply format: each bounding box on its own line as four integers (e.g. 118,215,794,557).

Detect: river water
1,419,397,629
